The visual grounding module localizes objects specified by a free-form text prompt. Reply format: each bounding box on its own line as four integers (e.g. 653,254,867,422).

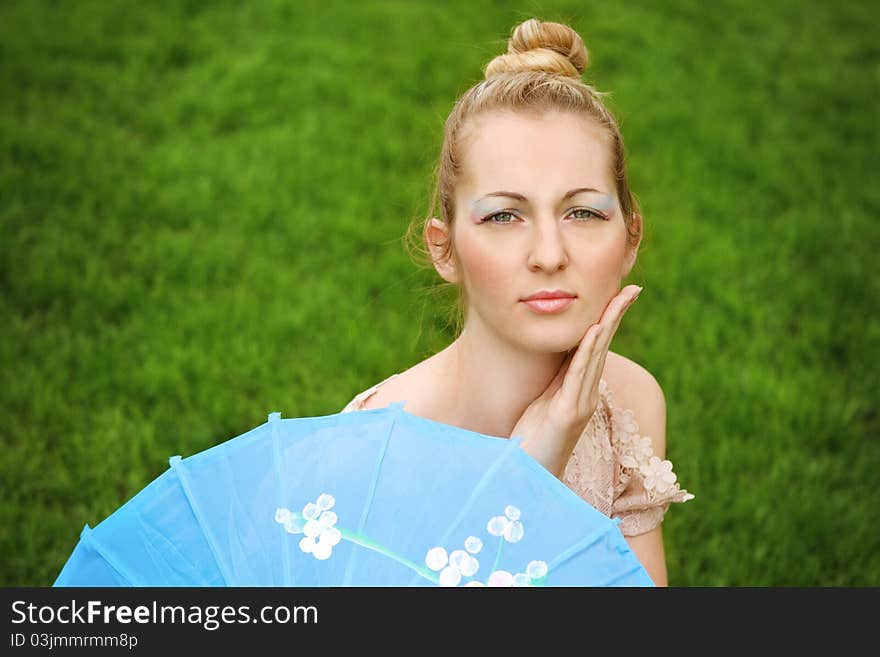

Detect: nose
527,219,569,272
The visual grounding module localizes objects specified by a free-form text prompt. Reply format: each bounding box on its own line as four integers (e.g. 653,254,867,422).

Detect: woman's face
442,109,637,354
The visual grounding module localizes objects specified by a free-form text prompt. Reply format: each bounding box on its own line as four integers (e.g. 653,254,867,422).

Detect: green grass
2,0,878,586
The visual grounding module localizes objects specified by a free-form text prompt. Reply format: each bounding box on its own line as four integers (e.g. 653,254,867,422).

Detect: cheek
576,222,629,277
582,239,625,276
455,233,513,297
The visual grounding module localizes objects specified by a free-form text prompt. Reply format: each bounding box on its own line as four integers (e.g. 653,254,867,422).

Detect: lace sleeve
606,385,694,537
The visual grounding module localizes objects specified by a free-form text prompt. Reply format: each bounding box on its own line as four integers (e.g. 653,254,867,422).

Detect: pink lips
520,289,577,314
521,297,575,314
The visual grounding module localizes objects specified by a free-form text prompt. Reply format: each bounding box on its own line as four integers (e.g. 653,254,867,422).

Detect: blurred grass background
2,0,878,586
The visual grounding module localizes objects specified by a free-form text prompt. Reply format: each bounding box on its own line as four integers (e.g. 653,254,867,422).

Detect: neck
434,321,568,439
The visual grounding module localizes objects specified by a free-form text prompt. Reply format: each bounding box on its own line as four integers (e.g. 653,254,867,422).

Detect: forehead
459,110,614,194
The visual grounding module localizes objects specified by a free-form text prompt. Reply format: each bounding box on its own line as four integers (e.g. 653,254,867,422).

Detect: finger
578,286,640,367
579,286,642,407
557,322,602,408
579,341,609,411
599,285,642,327
541,348,574,399
595,285,642,354
559,286,642,409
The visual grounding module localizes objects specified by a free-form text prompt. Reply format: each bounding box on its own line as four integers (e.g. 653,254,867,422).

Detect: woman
342,18,693,586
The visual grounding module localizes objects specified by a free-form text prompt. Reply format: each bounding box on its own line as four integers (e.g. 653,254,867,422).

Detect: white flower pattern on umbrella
487,570,514,586
423,507,550,586
278,496,550,586
275,493,342,561
487,560,548,587
526,559,548,580
425,540,481,587
486,505,524,543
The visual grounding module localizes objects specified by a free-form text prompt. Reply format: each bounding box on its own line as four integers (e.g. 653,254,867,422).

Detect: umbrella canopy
54,401,654,587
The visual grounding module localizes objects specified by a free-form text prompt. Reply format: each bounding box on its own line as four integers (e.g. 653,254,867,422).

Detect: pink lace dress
341,373,694,537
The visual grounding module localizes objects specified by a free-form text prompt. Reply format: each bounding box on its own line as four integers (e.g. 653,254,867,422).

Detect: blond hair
404,18,642,337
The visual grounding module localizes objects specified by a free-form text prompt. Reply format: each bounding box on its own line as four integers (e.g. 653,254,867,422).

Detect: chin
509,322,585,354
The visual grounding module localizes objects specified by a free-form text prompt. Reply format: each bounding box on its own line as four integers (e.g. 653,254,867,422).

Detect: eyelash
480,208,609,224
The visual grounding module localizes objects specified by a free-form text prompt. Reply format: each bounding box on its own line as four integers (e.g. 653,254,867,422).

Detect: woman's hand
513,284,643,478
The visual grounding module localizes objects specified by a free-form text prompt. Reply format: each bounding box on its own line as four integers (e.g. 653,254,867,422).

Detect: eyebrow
475,187,606,203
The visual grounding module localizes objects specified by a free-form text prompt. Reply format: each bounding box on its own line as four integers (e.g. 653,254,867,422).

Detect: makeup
587,194,616,215
521,297,575,314
470,199,499,224
469,191,617,223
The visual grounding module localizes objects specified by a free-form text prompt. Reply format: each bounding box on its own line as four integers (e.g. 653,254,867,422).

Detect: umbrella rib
134,512,201,585
169,456,233,586
603,563,655,587
342,411,396,586
270,415,294,587
546,524,616,576
77,525,139,586
406,433,523,587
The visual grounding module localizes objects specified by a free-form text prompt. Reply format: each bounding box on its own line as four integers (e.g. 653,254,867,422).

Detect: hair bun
484,18,589,79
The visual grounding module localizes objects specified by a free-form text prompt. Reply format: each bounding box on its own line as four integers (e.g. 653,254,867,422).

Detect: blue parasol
54,401,654,587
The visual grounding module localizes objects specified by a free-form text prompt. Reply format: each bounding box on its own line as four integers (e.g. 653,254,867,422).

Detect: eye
569,208,608,221
481,208,609,224
481,210,519,224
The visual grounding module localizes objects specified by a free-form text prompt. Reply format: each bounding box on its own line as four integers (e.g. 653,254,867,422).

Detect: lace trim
561,379,694,536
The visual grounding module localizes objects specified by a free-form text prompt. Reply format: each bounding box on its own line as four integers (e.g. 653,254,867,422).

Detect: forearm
624,526,668,586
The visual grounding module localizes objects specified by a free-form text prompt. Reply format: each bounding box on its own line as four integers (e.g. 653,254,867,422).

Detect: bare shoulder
359,375,407,411
603,351,664,401
359,367,427,412
360,348,456,413
603,351,667,458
